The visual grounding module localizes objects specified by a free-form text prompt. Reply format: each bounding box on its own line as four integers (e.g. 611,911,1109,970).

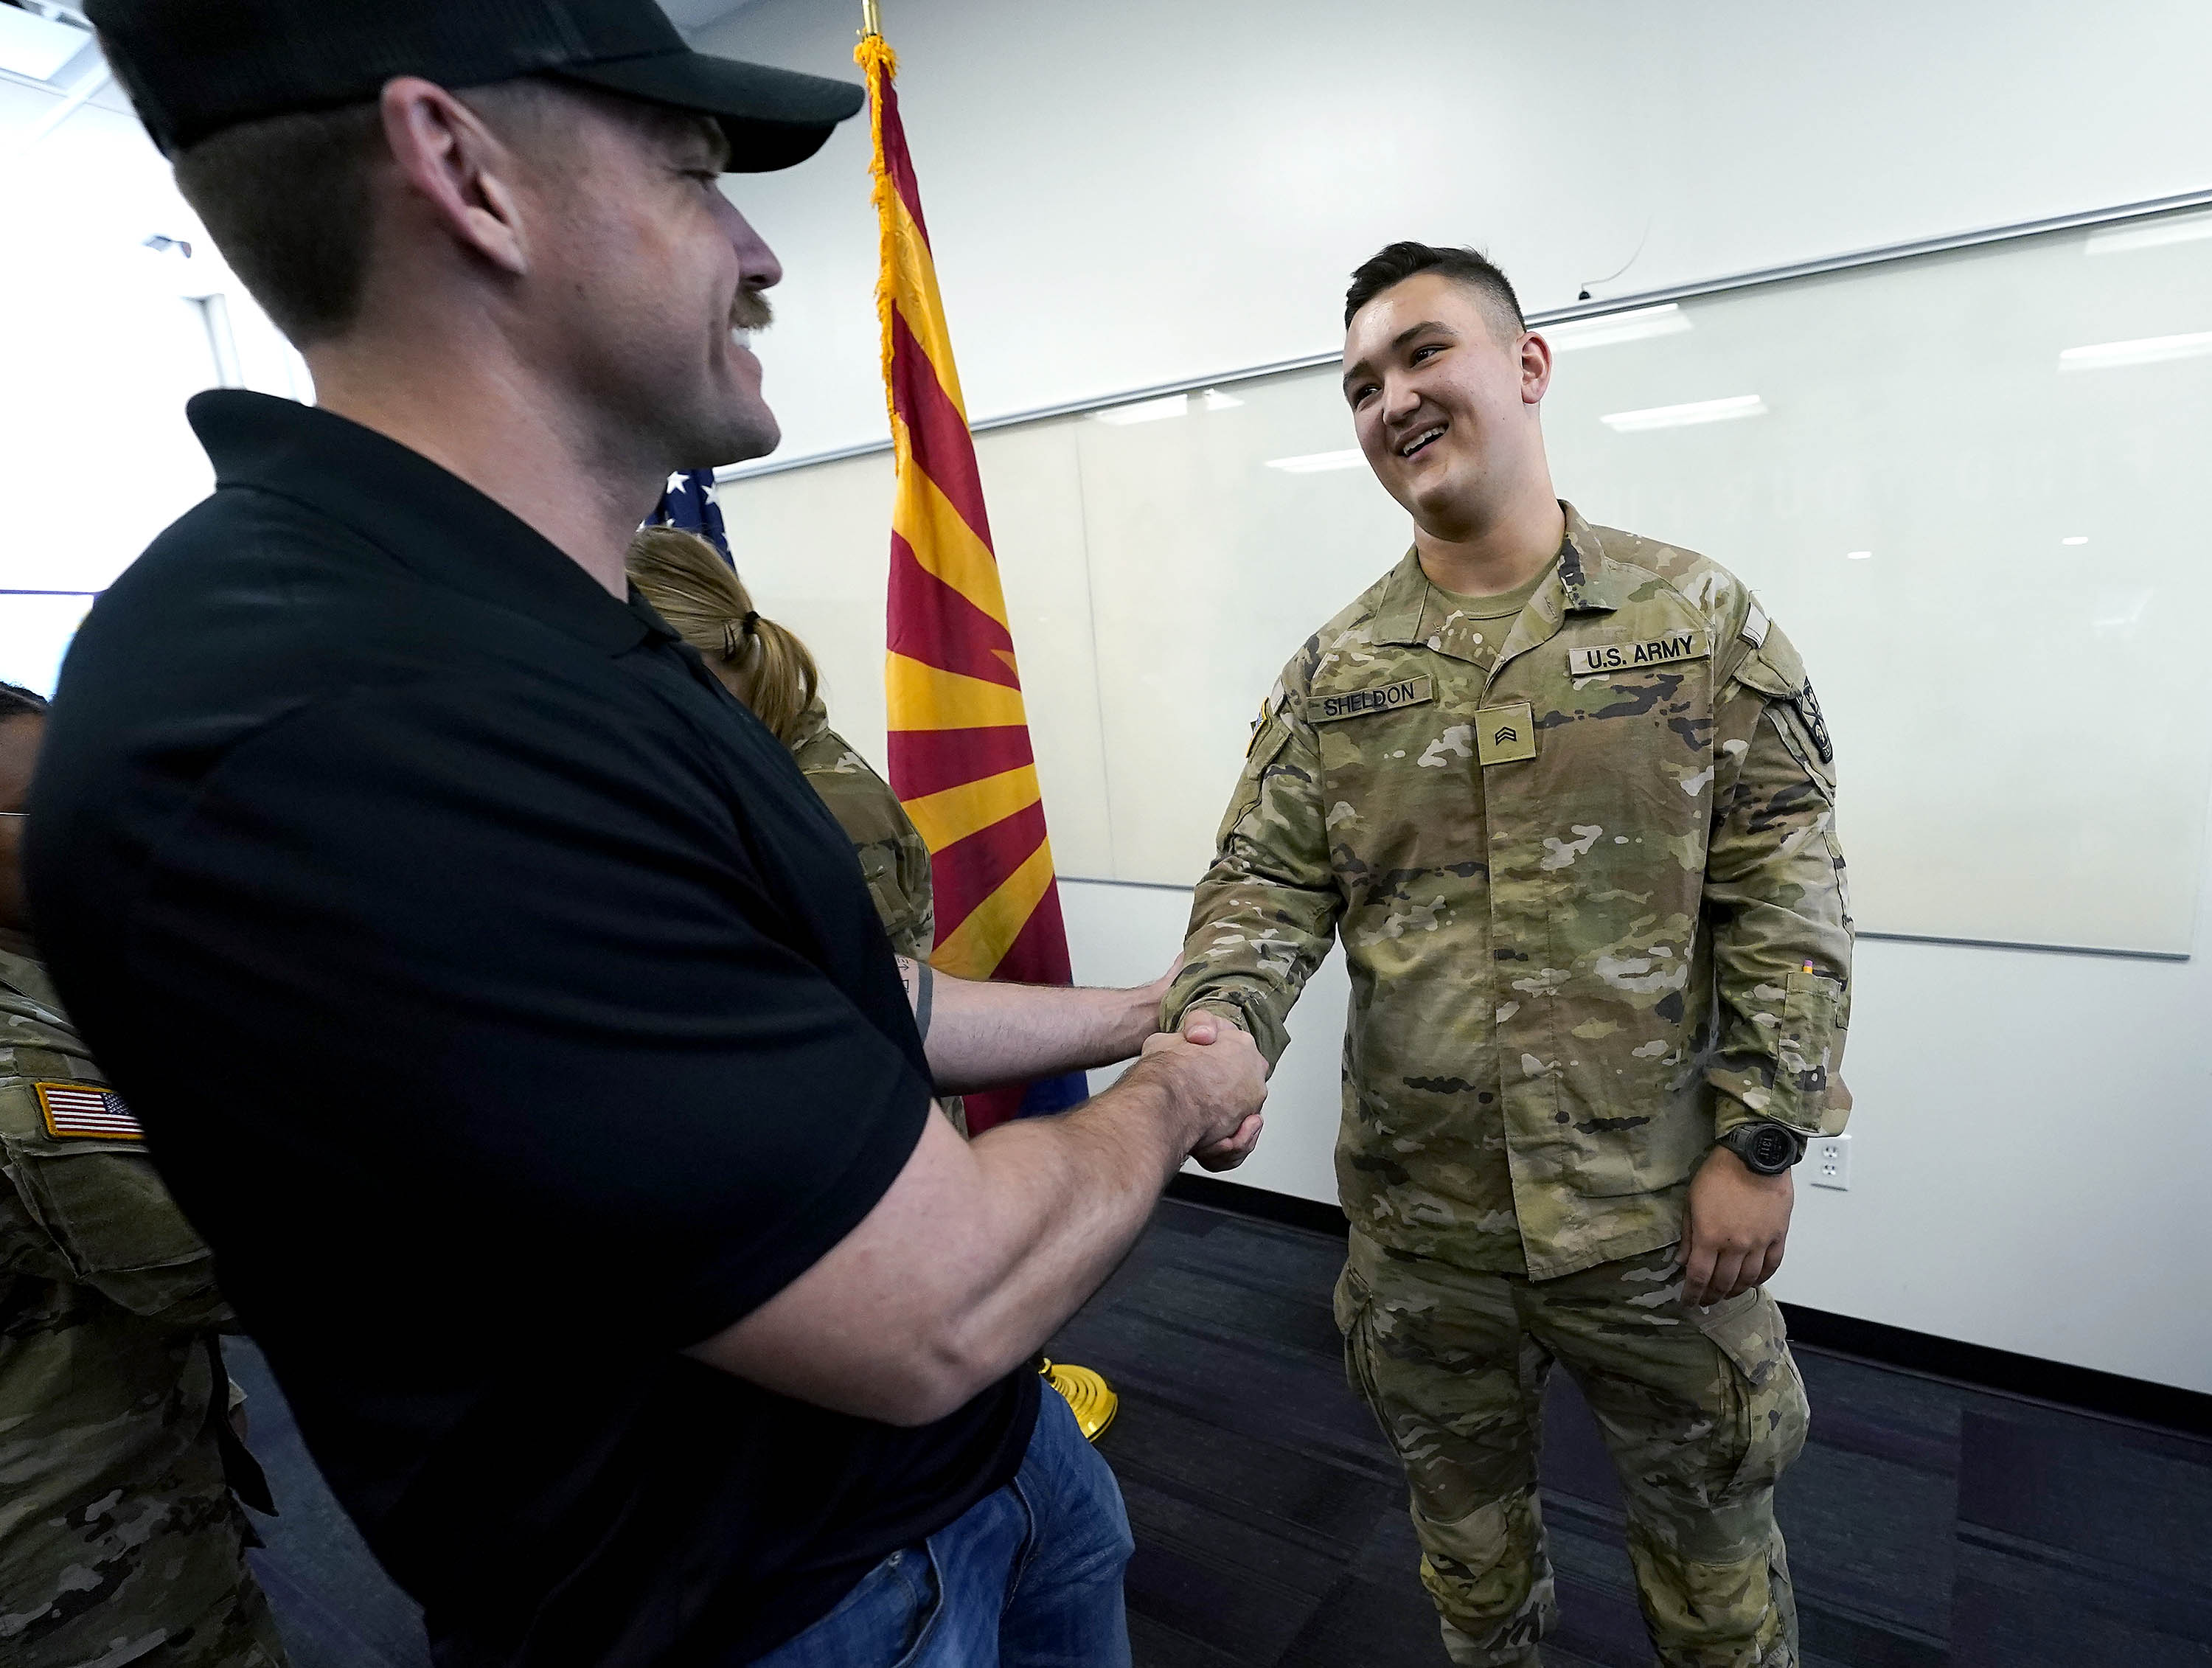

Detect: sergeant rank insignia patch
1565,630,1707,676
1475,702,1538,765
35,1082,144,1141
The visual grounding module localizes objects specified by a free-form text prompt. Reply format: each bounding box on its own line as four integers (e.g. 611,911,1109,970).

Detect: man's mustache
731,289,774,332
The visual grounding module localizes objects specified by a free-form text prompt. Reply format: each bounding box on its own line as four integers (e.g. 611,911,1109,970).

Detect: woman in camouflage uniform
626,529,952,1129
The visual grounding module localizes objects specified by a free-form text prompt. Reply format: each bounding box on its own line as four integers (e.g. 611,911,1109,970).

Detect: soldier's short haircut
172,100,386,347
0,684,49,720
1344,242,1526,344
170,78,610,347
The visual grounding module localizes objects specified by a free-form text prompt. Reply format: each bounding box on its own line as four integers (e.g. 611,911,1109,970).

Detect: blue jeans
751,1389,1134,1668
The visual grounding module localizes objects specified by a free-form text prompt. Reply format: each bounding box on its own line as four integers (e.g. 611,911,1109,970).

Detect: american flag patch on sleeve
34,1082,144,1141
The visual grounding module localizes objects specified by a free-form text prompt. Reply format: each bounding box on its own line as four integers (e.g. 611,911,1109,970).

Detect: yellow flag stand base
1040,1358,1118,1442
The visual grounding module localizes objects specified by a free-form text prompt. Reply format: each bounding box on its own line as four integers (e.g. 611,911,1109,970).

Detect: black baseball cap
84,0,866,167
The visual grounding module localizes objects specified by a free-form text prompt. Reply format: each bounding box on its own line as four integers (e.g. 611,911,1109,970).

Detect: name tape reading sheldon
1312,676,1436,724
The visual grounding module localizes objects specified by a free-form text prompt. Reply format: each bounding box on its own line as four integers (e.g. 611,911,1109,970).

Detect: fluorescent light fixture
1092,393,1188,425
0,4,88,79
1599,394,1767,433
2085,213,2212,257
1265,448,1367,474
2062,535,2090,546
1200,389,1244,411
1542,304,1691,352
1846,550,1873,560
2057,331,2212,372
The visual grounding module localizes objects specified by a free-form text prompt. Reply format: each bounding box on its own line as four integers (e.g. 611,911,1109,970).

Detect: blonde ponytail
625,527,821,745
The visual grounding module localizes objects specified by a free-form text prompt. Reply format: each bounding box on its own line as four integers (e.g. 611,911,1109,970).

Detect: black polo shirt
26,391,1038,1667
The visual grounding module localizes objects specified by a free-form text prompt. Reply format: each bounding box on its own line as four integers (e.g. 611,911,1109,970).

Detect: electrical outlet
1809,1133,1851,1191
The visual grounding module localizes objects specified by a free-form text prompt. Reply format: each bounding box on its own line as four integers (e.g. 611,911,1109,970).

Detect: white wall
0,68,300,689
1062,866,2212,1399
699,0,2212,1394
700,0,2212,463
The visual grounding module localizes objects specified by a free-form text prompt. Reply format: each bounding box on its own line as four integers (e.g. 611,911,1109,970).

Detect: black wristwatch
1717,1122,1804,1176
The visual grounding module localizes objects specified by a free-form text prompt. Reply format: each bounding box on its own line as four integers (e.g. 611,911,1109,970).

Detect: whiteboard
719,208,2212,956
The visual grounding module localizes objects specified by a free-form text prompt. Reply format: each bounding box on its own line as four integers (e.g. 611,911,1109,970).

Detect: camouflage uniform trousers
1335,1229,1809,1668
2,1518,287,1668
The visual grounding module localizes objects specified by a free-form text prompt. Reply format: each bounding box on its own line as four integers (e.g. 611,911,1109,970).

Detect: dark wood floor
231,1195,2212,1668
1046,1198,2212,1668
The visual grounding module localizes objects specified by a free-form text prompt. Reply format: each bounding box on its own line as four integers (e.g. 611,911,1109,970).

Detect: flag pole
849,0,1118,1446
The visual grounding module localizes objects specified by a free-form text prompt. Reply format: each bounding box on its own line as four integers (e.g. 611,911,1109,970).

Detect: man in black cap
29,5,1268,1666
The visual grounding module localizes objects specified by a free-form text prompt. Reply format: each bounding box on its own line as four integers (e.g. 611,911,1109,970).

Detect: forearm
926,1063,1196,1386
1705,702,1853,1137
691,1053,1230,1425
1164,891,1335,1068
897,957,1155,1092
1167,718,1341,1066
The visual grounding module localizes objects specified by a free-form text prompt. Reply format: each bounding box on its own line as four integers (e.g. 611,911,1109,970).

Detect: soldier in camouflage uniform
0,684,288,1668
1166,244,1851,1667
783,696,935,963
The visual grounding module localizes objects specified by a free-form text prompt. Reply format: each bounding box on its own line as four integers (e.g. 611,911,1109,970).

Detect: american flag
36,1081,143,1141
647,470,734,566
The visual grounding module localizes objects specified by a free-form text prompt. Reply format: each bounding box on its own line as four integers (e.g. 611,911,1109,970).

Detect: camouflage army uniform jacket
1166,505,1852,1280
787,698,935,963
0,937,279,1666
785,700,967,1134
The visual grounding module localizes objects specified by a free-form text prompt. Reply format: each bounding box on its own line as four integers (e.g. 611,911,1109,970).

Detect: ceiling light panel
1092,393,1189,425
1265,449,1367,473
1599,394,1767,433
2058,332,2212,372
1542,304,1692,352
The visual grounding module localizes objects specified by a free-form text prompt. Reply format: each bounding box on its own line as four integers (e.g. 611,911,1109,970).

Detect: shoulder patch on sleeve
1794,678,1835,765
35,1083,143,1142
1246,680,1290,755
1731,614,1807,700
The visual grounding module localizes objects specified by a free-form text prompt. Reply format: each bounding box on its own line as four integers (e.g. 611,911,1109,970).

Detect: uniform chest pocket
1543,649,1722,828
4,1139,210,1278
1312,695,1484,878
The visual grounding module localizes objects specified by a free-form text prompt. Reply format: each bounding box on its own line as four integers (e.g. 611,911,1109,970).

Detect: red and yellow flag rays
858,31,1081,1133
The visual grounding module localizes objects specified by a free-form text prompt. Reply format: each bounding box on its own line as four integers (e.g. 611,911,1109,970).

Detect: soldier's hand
1176,1010,1265,1170
1139,953,1184,1007
1680,1145,1793,1307
1135,1015,1267,1161
1189,1114,1264,1171
1106,953,1187,1061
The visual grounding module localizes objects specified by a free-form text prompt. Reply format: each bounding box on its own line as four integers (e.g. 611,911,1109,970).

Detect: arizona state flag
858,27,1085,1135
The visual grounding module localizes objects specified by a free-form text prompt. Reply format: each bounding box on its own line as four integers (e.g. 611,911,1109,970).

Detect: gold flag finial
860,0,882,39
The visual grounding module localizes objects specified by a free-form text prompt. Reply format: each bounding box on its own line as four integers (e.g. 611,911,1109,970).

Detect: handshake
914,955,1268,1172
1124,1002,1270,1175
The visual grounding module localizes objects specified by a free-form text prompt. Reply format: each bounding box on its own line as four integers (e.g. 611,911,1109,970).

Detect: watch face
1747,1125,1793,1170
